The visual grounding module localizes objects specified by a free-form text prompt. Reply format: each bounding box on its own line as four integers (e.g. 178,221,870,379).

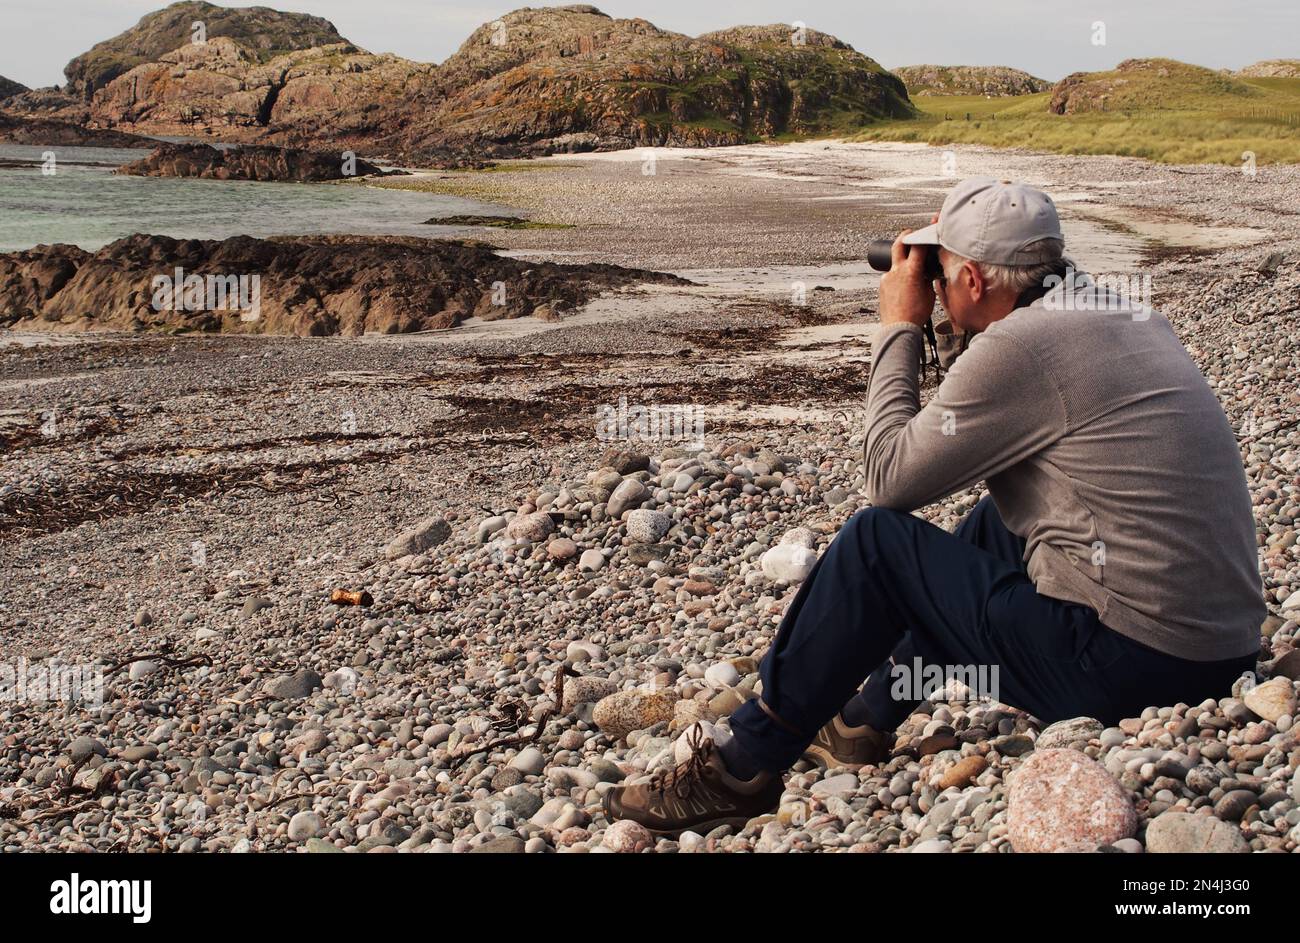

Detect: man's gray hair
943,237,1067,295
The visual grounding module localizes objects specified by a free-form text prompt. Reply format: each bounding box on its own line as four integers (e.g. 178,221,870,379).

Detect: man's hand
878,228,937,328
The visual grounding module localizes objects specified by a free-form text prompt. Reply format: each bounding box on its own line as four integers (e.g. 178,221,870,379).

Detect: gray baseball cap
902,177,1064,264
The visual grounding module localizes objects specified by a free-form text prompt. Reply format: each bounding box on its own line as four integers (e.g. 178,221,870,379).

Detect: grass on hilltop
852,73,1300,165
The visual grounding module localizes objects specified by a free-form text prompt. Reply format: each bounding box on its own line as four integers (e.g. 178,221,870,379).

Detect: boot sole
643,814,755,839
801,744,867,771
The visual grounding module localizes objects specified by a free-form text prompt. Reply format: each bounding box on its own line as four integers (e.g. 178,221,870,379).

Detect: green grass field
853,68,1300,165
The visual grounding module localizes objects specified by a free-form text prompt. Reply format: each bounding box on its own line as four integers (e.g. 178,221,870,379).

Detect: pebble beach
2,140,1299,853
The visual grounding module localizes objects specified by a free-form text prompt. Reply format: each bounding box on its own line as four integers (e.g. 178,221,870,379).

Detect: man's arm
863,322,1068,511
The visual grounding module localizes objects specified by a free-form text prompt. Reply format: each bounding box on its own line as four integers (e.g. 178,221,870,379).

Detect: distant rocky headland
892,65,1050,97
1237,59,1300,78
0,112,153,148
0,233,690,335
114,142,391,181
2,1,915,165
1049,58,1252,115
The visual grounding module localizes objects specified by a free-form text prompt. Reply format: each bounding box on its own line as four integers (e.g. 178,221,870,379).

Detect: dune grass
853,76,1300,165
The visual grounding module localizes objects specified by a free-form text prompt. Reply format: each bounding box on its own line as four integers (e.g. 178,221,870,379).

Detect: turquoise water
0,144,508,252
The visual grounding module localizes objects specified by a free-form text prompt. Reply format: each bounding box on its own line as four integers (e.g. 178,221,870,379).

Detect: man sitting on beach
605,177,1264,836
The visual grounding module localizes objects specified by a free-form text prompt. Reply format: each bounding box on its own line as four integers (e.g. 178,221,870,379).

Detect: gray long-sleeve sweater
864,280,1263,661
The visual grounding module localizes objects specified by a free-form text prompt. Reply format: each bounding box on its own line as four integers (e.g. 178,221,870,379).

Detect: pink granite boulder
1007,748,1137,852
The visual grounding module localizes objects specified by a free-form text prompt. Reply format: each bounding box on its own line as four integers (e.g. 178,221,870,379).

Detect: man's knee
841,506,921,555
846,506,914,538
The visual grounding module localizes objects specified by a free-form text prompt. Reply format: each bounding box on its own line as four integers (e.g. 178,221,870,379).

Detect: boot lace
648,726,714,800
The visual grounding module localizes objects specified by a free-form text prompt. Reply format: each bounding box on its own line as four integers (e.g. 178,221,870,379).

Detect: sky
2,0,1296,90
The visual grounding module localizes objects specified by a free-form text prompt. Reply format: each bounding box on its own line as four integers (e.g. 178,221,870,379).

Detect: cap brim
901,223,941,246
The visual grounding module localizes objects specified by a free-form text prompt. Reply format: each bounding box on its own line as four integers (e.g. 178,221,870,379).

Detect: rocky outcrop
54,3,912,163
88,37,432,147
0,112,153,147
1237,59,1300,78
0,233,690,335
115,142,385,181
0,86,85,120
1049,58,1254,115
0,75,27,100
64,0,345,99
384,11,913,161
892,65,1050,97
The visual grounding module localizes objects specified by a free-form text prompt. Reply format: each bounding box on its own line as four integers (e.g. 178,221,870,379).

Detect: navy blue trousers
729,498,1257,772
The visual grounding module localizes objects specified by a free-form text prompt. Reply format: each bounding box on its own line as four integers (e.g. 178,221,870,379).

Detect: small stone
811,773,858,798
288,811,322,842
607,478,649,517
476,515,507,543
491,767,524,791
938,755,988,789
241,597,272,618
120,744,158,762
593,689,679,740
1270,650,1300,682
69,736,106,764
384,516,451,559
1261,615,1285,638
626,509,671,544
779,527,816,549
469,836,526,854
563,676,618,708
547,538,578,561
262,669,322,700
128,660,158,681
578,549,605,571
506,511,555,542
291,729,329,755
703,662,741,688
588,758,625,783
708,688,745,717
603,819,653,853
760,544,817,582
909,839,952,853
503,788,544,819
323,667,358,692
1144,812,1248,853
670,698,717,733
558,728,586,751
604,450,650,475
1036,717,1103,751
990,733,1034,757
1007,749,1137,852
1243,677,1296,723
916,733,960,756
509,747,547,776
1213,789,1258,822
530,798,577,830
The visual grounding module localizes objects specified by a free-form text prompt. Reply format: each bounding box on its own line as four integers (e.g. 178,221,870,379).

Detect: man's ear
965,261,985,303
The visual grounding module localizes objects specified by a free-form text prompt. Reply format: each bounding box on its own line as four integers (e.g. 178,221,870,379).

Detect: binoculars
866,238,945,282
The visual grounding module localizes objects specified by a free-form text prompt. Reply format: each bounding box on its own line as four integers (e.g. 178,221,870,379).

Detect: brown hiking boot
801,714,888,770
602,728,783,836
